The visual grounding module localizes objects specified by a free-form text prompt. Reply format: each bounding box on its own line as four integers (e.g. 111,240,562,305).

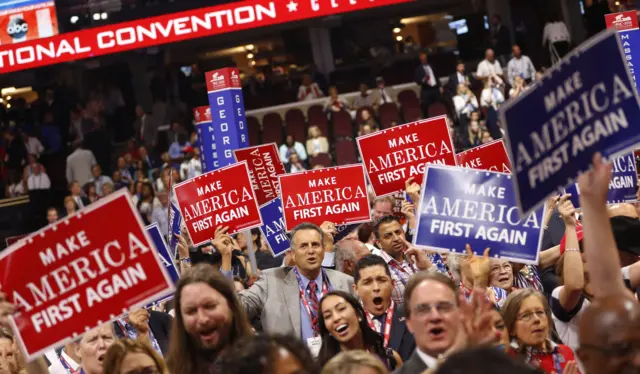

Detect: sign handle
244,230,258,276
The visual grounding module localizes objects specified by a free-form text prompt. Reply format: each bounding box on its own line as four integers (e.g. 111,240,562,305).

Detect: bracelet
179,257,192,264
565,248,580,253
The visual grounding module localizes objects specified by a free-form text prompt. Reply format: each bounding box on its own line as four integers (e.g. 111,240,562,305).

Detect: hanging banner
234,143,286,206
357,116,456,197
0,189,175,360
279,164,371,231
455,140,512,173
565,152,638,207
0,0,410,74
413,166,544,265
606,10,640,90
500,29,640,215
258,197,290,257
194,105,219,173
173,162,262,246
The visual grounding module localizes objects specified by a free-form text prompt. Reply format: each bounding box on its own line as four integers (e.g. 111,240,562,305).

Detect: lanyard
387,257,417,286
59,354,79,374
293,267,331,336
364,300,394,348
117,319,162,355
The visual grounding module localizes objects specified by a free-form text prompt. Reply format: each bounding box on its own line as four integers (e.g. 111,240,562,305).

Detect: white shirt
7,182,24,197
73,195,85,209
456,72,467,86
507,55,536,85
298,83,324,101
453,94,479,117
543,21,571,45
47,349,80,374
415,348,439,368
92,175,113,197
27,173,51,190
375,88,394,105
481,88,505,110
24,137,44,157
422,65,437,87
476,59,503,78
180,158,202,181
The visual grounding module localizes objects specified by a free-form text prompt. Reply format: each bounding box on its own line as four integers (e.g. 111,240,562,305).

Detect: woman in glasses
104,339,167,374
318,291,402,370
501,289,580,374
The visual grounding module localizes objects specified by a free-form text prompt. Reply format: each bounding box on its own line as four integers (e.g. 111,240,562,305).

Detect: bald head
578,296,640,374
608,203,639,219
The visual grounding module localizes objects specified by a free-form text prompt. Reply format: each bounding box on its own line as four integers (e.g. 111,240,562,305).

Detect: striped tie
307,281,320,334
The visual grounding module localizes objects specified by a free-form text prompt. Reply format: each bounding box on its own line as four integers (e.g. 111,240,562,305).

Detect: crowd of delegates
0,153,639,374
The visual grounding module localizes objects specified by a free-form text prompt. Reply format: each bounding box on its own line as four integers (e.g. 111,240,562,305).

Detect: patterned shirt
374,249,418,305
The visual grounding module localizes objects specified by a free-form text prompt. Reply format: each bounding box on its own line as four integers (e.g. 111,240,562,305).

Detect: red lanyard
294,267,330,336
388,257,417,285
365,300,395,348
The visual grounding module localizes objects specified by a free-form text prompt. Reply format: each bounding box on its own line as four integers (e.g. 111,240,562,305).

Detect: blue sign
334,223,363,242
258,197,290,257
413,166,545,264
206,68,250,168
607,11,640,91
146,224,180,285
500,29,640,215
565,153,638,207
194,107,219,173
168,201,182,258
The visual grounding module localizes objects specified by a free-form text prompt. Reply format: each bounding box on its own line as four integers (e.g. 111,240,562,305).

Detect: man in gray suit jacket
219,222,354,351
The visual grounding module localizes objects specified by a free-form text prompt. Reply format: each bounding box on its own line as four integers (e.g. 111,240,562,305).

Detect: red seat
247,116,261,146
356,106,375,124
335,140,358,165
331,110,353,139
402,101,422,122
378,103,400,129
428,102,449,118
310,153,332,168
285,108,307,142
307,105,328,136
262,112,283,145
397,90,418,106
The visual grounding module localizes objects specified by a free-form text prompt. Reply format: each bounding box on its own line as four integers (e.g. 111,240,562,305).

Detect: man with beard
578,296,640,374
167,263,253,374
354,255,415,361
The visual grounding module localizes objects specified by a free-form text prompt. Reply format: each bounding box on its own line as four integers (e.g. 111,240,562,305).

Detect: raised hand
405,177,421,204
557,194,576,226
465,244,491,288
577,153,613,207
212,226,233,257
401,237,432,270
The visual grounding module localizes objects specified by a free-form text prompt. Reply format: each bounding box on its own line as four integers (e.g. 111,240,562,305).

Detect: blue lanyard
117,319,162,355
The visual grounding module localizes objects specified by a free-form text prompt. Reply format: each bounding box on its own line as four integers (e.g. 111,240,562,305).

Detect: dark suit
392,351,428,374
388,304,416,362
113,311,173,356
445,73,473,96
414,64,442,116
72,195,90,210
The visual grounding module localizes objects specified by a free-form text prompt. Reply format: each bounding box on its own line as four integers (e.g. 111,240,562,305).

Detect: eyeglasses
580,341,640,358
412,301,456,317
517,310,546,322
490,263,512,274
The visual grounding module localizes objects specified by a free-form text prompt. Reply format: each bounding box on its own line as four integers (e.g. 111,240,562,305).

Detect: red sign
206,67,242,92
605,10,639,31
173,162,262,246
193,105,211,124
356,116,457,196
4,234,27,247
455,140,512,173
0,189,174,360
234,143,286,206
279,164,371,231
0,0,410,74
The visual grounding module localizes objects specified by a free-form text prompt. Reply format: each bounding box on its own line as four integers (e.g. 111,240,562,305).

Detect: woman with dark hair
136,181,158,225
318,290,402,370
104,338,168,374
216,334,319,374
167,263,253,374
84,182,99,203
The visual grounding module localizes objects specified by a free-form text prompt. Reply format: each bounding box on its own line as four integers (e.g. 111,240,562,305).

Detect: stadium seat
247,116,261,146
397,90,418,106
285,108,307,142
307,105,329,137
310,153,333,168
379,103,400,128
402,101,422,122
335,140,358,165
331,110,353,140
262,112,284,145
428,102,449,118
356,106,375,124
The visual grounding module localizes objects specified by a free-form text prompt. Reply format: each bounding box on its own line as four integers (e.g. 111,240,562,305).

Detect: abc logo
7,18,28,39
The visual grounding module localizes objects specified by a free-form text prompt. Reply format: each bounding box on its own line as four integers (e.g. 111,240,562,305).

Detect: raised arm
556,194,585,311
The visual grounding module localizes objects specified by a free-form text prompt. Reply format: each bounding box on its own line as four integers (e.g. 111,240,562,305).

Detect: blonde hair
104,339,167,374
321,350,389,374
308,125,321,139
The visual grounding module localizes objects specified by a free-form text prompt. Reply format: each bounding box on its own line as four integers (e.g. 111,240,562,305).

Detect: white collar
415,348,439,368
61,350,80,371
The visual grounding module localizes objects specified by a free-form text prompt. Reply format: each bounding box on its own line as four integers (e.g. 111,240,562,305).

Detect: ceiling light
395,35,403,42
6,96,11,100
247,53,254,59
250,60,256,66
245,44,255,51
6,103,11,109
70,15,79,24
100,12,108,20
393,27,401,33
615,1,620,5
92,13,100,20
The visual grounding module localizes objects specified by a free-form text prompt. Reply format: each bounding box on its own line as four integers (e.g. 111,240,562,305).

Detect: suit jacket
389,304,416,362
113,311,173,356
134,114,158,150
392,350,428,374
238,266,355,337
414,65,441,94
445,72,473,96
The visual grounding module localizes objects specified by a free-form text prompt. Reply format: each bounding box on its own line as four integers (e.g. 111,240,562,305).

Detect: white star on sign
287,0,298,12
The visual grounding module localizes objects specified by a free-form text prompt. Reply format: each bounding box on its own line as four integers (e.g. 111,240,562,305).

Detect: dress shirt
422,65,437,87
298,270,324,342
415,348,439,368
27,173,51,190
376,88,394,105
372,248,418,305
507,55,536,85
476,59,503,78
542,22,571,45
93,175,113,196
